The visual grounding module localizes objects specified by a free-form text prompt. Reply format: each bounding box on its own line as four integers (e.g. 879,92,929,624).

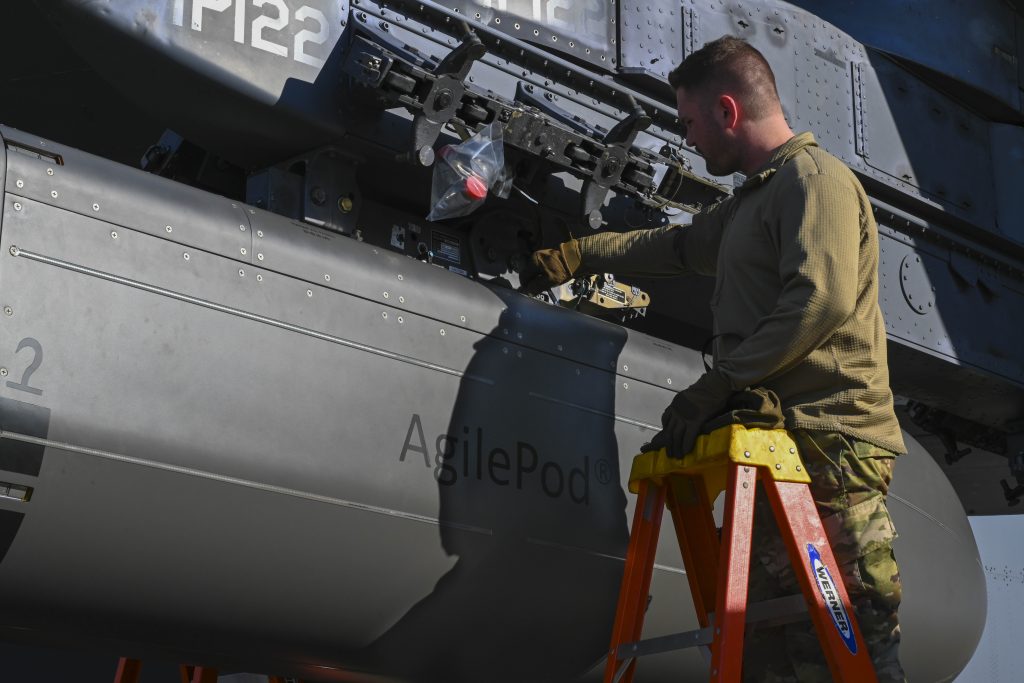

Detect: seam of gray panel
14,225,679,394
887,493,965,541
528,392,660,430
0,429,679,568
11,246,495,385
0,429,489,534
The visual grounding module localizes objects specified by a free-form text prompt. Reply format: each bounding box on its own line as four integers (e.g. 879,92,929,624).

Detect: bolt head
0,368,7,377
3,307,11,316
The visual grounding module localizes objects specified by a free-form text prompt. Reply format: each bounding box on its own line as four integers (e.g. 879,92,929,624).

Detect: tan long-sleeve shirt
577,132,906,454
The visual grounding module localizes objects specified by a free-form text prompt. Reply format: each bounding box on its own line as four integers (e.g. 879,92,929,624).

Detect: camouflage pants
742,430,905,683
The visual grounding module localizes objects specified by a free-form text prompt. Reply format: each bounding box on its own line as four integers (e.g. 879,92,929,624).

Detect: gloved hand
647,370,733,459
519,239,583,295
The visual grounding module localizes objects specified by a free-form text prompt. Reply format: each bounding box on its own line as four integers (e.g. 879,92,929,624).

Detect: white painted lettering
294,6,329,68
252,0,290,58
192,0,231,32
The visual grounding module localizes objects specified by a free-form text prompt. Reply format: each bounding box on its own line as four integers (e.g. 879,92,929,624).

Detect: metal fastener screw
440,329,446,336
183,253,190,260
15,179,23,188
166,225,173,233
789,447,796,454
257,253,264,261
239,269,245,277
382,312,388,319
398,296,405,303
239,224,246,231
460,315,466,322
46,168,53,176
307,289,313,297
397,274,404,281
9,246,18,256
0,368,7,378
110,231,118,239
796,465,802,471
51,191,58,198
324,274,331,282
623,364,629,371
240,248,247,255
3,307,12,316
742,482,749,489
744,451,751,458
257,230,264,238
13,203,21,211
667,378,673,385
622,382,628,389
397,316,404,323
769,445,775,452
775,463,782,470
256,274,263,282
93,203,100,211
383,292,390,299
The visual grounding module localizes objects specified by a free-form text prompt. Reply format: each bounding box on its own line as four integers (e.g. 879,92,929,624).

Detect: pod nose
888,431,986,682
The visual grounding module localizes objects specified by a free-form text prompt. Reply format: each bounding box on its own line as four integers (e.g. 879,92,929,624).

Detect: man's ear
718,95,740,130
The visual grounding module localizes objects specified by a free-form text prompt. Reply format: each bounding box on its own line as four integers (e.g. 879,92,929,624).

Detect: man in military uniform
520,36,906,682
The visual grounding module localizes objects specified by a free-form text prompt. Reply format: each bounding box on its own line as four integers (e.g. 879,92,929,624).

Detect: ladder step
616,594,808,659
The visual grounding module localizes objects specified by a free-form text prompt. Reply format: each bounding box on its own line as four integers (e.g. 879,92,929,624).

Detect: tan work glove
519,239,583,295
646,369,733,458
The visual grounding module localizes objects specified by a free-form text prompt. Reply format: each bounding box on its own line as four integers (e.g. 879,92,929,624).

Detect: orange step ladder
603,424,879,683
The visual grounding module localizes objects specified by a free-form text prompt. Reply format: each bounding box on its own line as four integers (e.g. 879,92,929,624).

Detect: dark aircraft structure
0,0,1020,681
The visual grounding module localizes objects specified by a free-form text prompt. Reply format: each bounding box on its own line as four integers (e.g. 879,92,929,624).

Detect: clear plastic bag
426,122,506,221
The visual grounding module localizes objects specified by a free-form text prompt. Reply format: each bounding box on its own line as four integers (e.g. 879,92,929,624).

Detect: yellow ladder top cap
628,424,811,493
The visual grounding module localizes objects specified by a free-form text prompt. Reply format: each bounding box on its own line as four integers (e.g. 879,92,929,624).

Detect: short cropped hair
668,36,781,120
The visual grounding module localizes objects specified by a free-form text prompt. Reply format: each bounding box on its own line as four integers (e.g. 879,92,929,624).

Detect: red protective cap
463,174,488,200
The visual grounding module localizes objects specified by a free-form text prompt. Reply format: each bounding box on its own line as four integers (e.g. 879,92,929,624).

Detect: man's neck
738,116,795,175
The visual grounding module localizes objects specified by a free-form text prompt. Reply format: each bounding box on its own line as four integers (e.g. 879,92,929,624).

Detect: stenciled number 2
6,338,43,396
